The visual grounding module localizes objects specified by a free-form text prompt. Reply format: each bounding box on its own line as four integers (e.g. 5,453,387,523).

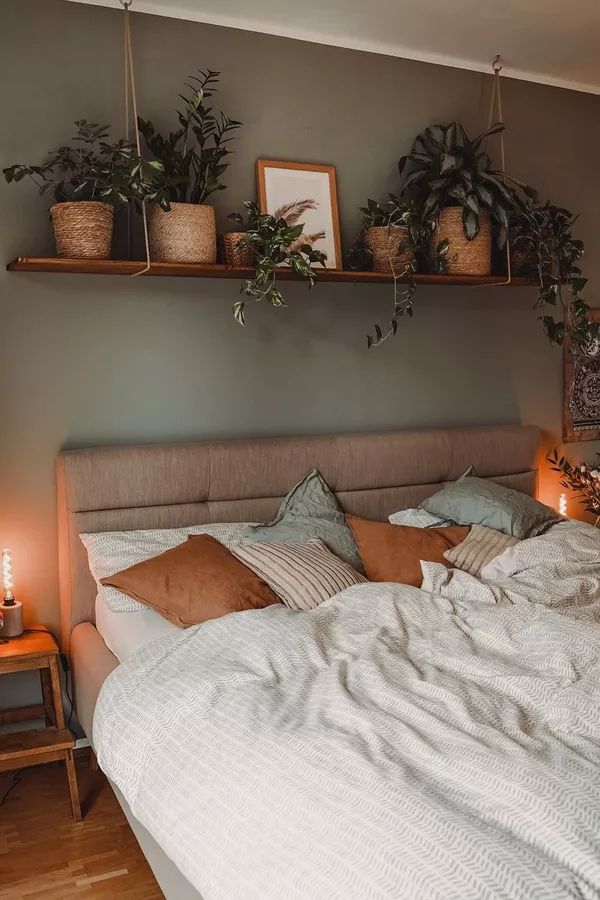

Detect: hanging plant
510,200,599,351
3,119,163,259
138,69,242,264
347,195,451,348
228,201,326,325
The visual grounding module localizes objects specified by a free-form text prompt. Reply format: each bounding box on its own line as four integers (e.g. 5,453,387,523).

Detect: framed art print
563,308,600,442
257,160,342,269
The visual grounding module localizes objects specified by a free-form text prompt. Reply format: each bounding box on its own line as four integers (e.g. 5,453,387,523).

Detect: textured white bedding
95,593,181,662
94,520,600,900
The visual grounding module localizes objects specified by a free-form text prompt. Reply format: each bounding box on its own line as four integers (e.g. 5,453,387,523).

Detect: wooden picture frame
257,159,342,269
563,308,600,442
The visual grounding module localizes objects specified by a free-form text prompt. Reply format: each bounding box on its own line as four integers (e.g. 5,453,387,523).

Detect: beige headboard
57,424,541,650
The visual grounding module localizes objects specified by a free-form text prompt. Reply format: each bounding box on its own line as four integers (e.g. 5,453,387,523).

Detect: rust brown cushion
347,515,469,586
100,534,280,627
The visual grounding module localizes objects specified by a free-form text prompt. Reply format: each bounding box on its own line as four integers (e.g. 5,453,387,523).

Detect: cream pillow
444,524,519,577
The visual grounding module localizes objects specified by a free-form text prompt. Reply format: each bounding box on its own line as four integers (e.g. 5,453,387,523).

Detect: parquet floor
0,756,163,898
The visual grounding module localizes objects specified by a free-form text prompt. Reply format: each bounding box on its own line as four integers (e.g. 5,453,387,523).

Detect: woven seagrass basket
50,201,113,259
432,207,491,276
223,232,254,268
363,226,414,274
148,202,217,264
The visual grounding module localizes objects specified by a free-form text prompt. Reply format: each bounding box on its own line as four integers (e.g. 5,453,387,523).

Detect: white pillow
388,508,454,528
81,523,254,613
229,538,366,611
479,542,522,581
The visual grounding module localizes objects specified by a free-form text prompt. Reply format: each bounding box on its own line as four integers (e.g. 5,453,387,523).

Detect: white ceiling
68,0,600,95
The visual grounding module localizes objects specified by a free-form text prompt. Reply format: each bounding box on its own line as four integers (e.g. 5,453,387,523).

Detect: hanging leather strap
485,54,511,285
120,0,151,276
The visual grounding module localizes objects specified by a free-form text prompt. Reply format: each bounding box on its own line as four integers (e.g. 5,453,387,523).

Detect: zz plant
3,119,162,206
398,122,534,246
228,201,326,325
138,69,241,209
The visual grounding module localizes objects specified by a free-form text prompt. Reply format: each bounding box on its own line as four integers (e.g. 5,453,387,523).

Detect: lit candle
559,493,568,517
2,549,14,604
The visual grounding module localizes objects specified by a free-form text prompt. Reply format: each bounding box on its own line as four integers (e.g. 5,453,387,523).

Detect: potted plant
547,449,600,526
3,120,161,259
138,69,241,264
510,200,599,350
228,201,326,325
398,122,533,276
351,196,418,274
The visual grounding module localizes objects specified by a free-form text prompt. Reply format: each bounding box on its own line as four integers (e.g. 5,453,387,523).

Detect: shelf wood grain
6,256,537,286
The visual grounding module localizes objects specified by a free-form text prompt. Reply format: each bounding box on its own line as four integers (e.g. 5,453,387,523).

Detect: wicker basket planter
50,201,113,259
432,207,491,276
223,232,254,268
148,202,217,264
363,226,414,274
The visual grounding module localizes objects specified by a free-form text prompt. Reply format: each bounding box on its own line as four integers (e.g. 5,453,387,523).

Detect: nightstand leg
48,657,65,729
40,669,56,726
65,749,82,822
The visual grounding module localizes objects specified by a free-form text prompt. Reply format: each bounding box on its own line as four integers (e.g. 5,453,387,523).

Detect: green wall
1,0,599,637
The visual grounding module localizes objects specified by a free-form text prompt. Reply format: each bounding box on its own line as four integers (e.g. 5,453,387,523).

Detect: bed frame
56,423,541,899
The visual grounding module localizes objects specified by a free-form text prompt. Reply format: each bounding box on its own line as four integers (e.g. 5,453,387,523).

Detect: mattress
95,592,181,662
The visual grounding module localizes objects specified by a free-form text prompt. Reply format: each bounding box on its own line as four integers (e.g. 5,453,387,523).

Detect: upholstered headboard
57,424,541,650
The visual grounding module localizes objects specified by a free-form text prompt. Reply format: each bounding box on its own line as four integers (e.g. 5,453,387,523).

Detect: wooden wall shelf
6,257,537,286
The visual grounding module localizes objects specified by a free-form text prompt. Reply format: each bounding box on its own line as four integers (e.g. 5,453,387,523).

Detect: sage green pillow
243,469,363,571
421,476,559,539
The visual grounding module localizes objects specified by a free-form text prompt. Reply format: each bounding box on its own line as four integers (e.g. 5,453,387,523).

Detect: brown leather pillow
346,515,469,586
100,534,280,627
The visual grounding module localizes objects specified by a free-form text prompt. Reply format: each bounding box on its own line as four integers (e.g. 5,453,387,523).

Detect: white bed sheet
95,593,181,662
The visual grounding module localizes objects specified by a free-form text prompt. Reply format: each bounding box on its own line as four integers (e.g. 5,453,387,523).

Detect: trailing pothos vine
229,201,326,325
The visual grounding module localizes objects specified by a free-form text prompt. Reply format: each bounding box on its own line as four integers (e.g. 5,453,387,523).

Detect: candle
559,493,568,517
2,548,14,604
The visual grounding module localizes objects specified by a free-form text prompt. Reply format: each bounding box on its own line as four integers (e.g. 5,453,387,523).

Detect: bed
57,423,600,900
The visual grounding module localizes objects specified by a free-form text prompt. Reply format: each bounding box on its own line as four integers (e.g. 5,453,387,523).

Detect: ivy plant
398,122,534,246
138,69,241,209
228,201,326,325
511,200,599,350
3,120,162,207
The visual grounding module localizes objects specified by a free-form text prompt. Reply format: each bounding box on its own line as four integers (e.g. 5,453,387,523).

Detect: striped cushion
229,538,366,611
443,524,519,577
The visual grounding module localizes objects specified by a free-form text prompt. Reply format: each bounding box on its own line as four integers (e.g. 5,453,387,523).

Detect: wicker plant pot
223,232,254,268
432,207,491,276
363,226,414,274
50,201,113,259
148,202,217,264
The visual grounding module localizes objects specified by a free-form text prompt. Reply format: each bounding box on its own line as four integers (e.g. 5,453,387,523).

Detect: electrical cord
0,770,23,809
22,628,76,739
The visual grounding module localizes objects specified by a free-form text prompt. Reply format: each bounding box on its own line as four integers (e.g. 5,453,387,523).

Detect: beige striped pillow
443,525,519,577
229,538,367,611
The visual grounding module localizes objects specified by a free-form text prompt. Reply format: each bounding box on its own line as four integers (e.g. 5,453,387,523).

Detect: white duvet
94,520,600,900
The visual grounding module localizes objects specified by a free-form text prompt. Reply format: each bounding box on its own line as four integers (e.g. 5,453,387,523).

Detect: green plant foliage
511,200,599,350
138,69,241,208
3,120,162,207
228,201,326,325
398,122,535,247
547,449,600,522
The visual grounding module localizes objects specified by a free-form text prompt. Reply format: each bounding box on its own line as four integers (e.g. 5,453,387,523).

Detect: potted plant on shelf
398,122,534,276
547,449,600,526
3,120,162,259
138,69,241,265
510,200,599,350
228,201,326,325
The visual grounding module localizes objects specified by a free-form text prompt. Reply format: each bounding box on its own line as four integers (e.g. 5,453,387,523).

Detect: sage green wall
1,0,600,638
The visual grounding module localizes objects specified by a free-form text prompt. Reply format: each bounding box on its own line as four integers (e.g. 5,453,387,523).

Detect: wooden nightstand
0,626,81,821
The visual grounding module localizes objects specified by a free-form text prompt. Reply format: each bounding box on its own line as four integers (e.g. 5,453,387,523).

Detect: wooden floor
0,756,163,899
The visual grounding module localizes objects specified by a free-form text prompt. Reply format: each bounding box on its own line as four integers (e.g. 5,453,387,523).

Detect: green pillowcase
421,476,559,539
243,469,363,571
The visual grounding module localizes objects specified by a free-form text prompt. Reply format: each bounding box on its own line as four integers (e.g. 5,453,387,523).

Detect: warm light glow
559,493,568,517
2,549,13,601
